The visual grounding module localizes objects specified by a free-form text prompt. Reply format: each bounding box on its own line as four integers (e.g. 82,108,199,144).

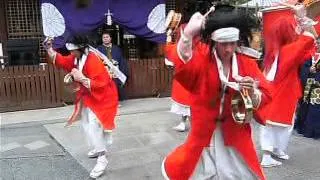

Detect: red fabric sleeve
276,35,315,83
83,53,113,101
54,53,75,72
165,42,210,93
83,52,116,102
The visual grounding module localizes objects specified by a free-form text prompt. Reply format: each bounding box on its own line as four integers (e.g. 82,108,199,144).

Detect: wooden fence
0,58,173,112
0,64,64,112
125,58,173,98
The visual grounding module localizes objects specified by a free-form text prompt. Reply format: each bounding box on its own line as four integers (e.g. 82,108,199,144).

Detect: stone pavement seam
0,154,66,160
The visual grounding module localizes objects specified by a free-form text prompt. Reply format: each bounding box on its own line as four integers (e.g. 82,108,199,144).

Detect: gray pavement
1,97,320,180
0,124,88,180
44,110,183,180
1,97,171,126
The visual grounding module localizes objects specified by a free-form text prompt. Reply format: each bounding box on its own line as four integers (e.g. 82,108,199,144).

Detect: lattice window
6,0,46,62
166,0,176,12
7,0,42,39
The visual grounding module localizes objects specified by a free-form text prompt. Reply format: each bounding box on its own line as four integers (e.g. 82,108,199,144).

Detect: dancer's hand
43,37,53,50
238,76,256,91
71,68,87,83
71,68,90,89
43,37,57,60
239,76,261,108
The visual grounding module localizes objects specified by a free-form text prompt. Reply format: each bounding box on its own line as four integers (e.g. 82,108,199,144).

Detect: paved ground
0,124,88,180
44,110,183,180
1,97,320,180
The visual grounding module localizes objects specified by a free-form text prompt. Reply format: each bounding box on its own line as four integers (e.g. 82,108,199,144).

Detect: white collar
213,50,242,91
74,48,89,72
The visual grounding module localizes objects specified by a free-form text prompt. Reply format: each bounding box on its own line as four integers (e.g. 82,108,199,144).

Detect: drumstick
203,6,215,18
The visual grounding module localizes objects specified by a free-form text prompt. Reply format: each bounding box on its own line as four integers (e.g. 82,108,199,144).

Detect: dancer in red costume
259,3,318,167
165,1,212,132
162,5,272,180
165,24,192,132
45,35,118,178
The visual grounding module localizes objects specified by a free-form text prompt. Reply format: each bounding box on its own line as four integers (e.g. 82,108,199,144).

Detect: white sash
88,45,127,84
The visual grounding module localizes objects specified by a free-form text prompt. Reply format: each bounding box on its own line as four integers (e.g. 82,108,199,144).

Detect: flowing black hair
181,0,213,23
201,4,259,47
66,34,90,54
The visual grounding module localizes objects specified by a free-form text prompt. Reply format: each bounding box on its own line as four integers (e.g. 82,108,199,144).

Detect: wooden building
0,0,174,112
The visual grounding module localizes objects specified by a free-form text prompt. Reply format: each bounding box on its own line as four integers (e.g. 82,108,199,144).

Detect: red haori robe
258,34,316,126
165,44,191,106
171,79,191,106
164,24,203,107
163,42,272,180
54,52,118,130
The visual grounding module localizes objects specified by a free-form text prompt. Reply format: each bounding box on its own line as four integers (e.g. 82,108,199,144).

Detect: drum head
231,90,254,124
165,10,175,29
172,13,182,31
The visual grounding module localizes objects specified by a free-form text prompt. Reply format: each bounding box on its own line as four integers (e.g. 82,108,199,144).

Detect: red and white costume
165,45,191,117
258,7,317,159
162,41,272,180
260,34,316,126
49,45,119,159
165,25,192,117
168,77,191,116
51,45,119,178
54,50,118,130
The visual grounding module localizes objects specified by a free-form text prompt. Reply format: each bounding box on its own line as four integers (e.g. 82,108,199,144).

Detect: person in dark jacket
295,43,320,139
97,31,129,101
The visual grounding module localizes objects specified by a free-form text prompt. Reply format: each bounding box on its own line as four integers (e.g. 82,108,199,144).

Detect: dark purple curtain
41,0,165,48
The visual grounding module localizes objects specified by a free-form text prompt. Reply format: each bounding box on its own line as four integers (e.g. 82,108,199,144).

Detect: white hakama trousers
192,124,258,180
260,107,296,153
81,107,113,153
170,100,191,117
259,123,293,153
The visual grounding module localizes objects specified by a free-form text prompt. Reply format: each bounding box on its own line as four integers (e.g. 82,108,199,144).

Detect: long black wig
66,34,90,55
201,4,259,47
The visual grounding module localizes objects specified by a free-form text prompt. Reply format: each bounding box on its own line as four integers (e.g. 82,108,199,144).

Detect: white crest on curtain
106,9,113,26
147,3,166,34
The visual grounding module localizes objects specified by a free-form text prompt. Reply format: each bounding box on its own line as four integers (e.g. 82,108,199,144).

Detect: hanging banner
41,0,166,48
